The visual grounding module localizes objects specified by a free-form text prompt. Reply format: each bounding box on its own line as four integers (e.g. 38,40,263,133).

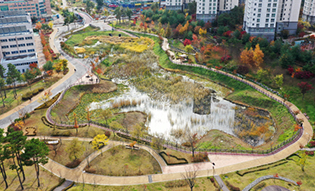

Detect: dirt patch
116,111,147,131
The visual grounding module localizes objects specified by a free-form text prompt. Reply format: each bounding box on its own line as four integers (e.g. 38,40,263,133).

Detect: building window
258,9,261,12
0,39,7,42
272,13,276,17
1,46,9,49
272,8,276,12
17,37,24,40
9,38,15,41
20,50,27,53
271,19,275,22
26,43,34,46
18,44,26,47
257,19,260,22
267,14,270,17
258,14,261,17
28,49,35,52
265,24,269,27
3,52,10,55
266,19,269,22
11,51,18,54
10,45,17,48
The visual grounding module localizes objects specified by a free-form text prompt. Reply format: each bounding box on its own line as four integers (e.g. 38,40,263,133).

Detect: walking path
53,180,73,191
242,175,297,191
214,175,229,191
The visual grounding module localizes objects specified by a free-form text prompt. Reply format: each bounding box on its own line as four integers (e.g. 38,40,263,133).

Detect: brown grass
85,145,161,176
47,140,94,168
116,112,146,131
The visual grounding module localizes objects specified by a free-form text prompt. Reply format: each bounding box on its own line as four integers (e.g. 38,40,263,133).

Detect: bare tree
184,126,201,157
182,164,199,191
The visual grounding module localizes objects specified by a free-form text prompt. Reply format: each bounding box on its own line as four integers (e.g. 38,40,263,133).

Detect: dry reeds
111,99,140,109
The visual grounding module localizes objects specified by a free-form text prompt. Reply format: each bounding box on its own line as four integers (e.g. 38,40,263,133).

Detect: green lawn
222,152,314,191
65,31,128,47
0,76,60,115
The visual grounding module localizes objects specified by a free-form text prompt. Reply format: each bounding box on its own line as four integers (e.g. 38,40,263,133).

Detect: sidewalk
0,28,75,122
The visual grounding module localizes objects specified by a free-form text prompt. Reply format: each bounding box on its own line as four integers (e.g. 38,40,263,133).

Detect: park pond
89,74,275,146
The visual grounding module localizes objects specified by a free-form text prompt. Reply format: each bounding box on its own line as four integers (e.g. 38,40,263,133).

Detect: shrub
51,130,70,136
105,131,111,137
305,151,314,156
66,159,81,168
85,168,96,173
237,65,249,75
165,180,188,188
192,152,208,162
159,151,188,165
225,181,240,191
294,71,314,79
253,182,266,191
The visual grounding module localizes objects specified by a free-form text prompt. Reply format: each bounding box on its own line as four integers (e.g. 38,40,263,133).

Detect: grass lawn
47,140,94,168
0,159,61,191
68,176,218,191
221,151,314,191
0,76,60,115
85,145,161,176
170,39,185,50
23,108,108,138
65,31,128,47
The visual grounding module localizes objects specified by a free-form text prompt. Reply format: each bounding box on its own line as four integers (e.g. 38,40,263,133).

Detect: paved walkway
214,175,229,191
262,185,290,191
54,180,73,191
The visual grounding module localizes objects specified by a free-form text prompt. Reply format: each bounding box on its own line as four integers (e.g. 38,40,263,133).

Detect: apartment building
0,10,38,74
243,0,301,40
165,0,195,11
196,0,238,22
0,0,52,18
302,0,315,24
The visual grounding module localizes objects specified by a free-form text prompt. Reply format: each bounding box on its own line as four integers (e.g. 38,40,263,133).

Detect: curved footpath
34,29,313,186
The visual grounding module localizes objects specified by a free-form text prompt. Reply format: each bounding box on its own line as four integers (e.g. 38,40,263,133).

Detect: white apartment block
243,0,301,40
0,10,38,75
302,0,315,24
165,0,195,11
196,0,238,22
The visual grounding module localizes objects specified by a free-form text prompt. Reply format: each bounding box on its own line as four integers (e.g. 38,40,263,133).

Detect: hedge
41,116,87,129
22,87,44,100
159,151,188,165
35,93,61,110
116,132,151,146
236,160,288,176
51,130,70,136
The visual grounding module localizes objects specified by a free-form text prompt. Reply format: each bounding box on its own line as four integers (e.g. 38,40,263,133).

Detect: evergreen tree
6,63,21,99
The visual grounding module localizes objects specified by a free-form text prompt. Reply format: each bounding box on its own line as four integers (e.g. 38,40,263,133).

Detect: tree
0,78,5,107
101,109,112,125
0,64,5,78
131,123,147,139
0,128,9,189
48,21,53,29
85,0,94,14
6,128,27,189
280,52,294,68
59,59,68,71
150,133,165,151
21,138,49,187
184,127,200,157
91,134,109,156
182,164,199,191
240,48,254,67
298,82,313,99
35,22,42,30
114,7,122,23
24,68,41,89
96,0,103,10
253,44,264,67
185,45,194,54
188,2,196,15
43,61,54,71
199,28,207,36
165,23,172,38
274,74,283,88
53,62,63,73
66,138,84,161
6,63,21,99
126,8,133,21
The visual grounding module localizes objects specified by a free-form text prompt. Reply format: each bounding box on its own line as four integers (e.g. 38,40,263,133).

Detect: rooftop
2,53,37,61
0,10,28,17
0,25,29,35
0,16,29,25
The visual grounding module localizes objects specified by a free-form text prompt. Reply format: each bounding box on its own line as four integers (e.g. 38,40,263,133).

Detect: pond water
89,78,237,139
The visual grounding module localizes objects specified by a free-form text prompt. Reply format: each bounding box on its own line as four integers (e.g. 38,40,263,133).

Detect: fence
45,29,307,157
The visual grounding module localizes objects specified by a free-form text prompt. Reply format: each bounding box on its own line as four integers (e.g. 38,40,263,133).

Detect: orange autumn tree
253,44,264,68
35,22,42,30
74,113,79,136
240,48,254,67
179,21,189,34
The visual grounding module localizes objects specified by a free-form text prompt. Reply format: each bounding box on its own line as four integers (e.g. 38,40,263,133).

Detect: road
0,12,93,129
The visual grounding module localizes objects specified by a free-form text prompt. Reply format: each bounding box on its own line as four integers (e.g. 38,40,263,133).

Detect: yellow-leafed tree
199,28,207,36
240,48,254,67
253,44,264,67
48,21,53,29
91,134,109,155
